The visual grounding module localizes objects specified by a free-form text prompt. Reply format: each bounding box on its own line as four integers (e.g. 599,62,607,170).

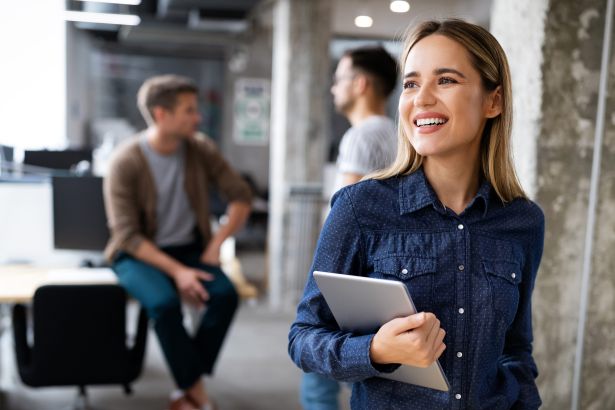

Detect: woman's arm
288,188,390,382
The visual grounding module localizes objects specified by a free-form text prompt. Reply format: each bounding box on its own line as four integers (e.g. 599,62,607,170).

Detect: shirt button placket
454,220,466,410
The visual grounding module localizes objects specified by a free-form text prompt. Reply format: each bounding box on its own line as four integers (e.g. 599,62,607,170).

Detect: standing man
104,75,252,410
300,46,398,410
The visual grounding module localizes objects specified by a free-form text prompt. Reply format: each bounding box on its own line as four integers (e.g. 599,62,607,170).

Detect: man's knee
209,277,239,310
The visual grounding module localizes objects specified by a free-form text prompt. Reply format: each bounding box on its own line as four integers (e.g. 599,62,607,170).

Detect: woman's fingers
387,312,427,334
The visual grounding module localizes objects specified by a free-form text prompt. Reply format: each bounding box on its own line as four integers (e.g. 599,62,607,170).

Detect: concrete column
268,0,331,309
492,0,614,408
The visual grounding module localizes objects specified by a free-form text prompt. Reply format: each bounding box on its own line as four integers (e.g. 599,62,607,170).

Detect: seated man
103,74,252,410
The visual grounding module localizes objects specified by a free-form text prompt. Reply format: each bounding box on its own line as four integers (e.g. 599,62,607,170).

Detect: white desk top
0,266,117,303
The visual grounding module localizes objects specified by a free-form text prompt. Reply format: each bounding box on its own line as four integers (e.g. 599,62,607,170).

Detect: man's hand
171,266,214,308
200,241,222,266
369,312,446,368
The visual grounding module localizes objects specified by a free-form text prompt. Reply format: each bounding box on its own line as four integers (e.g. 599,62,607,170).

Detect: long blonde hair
370,19,526,202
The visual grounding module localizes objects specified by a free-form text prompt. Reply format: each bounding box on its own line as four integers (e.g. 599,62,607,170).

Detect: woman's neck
422,156,481,215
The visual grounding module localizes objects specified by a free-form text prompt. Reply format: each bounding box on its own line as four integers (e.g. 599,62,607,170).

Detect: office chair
12,284,148,409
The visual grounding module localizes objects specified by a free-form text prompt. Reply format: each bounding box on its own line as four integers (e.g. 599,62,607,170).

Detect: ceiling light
390,1,410,13
75,0,142,5
64,10,141,26
354,15,373,28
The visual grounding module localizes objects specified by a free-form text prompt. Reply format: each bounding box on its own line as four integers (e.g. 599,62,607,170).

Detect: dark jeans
112,242,238,389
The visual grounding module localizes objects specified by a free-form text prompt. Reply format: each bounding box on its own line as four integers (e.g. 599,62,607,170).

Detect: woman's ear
485,86,503,119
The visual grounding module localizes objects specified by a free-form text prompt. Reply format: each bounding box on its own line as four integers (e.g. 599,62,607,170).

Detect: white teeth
416,117,447,127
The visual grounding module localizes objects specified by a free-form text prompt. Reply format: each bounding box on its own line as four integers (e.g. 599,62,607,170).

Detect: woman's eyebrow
403,67,466,79
434,67,466,78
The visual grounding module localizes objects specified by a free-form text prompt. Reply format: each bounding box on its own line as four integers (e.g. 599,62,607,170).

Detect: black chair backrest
15,285,147,386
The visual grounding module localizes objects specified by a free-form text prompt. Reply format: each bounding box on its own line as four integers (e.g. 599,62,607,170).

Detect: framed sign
233,78,270,145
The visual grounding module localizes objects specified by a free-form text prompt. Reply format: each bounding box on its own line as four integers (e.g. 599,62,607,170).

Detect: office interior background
0,0,614,409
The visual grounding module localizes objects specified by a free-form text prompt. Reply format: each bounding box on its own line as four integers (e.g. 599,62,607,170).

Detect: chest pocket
374,255,436,311
482,259,522,325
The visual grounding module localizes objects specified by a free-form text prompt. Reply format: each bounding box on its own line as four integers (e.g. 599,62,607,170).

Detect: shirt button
455,394,461,400
401,268,408,274
511,272,516,279
458,265,464,271
458,308,464,314
457,224,464,230
457,352,463,358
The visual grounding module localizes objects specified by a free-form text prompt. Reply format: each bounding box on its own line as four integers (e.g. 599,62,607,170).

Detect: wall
221,13,274,193
492,0,615,408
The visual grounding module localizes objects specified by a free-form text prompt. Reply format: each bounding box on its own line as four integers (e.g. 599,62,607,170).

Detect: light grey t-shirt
140,136,197,247
334,115,397,192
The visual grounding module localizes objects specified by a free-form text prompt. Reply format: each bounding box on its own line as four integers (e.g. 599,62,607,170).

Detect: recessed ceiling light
64,10,141,25
354,15,373,28
75,0,142,5
390,1,410,13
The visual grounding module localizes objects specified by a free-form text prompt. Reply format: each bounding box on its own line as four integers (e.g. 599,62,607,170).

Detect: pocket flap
375,256,436,278
482,259,522,285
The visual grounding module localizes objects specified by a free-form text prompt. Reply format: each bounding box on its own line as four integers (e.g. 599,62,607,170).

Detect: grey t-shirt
140,136,197,247
334,115,397,192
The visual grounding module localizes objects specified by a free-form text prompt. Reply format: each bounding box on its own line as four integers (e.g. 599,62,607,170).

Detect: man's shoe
168,391,198,410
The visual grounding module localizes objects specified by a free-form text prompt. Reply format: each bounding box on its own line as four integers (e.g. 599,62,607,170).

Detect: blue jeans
112,241,238,389
300,372,340,410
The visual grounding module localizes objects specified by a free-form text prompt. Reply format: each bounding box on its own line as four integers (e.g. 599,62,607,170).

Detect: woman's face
398,34,501,162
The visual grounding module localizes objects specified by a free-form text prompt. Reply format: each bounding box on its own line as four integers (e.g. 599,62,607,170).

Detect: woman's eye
403,81,418,89
438,77,457,85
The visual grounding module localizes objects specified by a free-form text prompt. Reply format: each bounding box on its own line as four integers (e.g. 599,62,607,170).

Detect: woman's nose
415,84,436,107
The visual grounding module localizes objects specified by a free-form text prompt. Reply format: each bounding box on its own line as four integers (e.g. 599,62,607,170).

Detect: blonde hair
370,19,526,202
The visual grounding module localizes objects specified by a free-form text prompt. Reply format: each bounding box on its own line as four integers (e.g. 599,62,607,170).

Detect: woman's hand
171,266,214,308
369,312,446,368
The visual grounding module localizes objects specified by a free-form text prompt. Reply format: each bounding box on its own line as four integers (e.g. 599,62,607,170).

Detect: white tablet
313,271,450,392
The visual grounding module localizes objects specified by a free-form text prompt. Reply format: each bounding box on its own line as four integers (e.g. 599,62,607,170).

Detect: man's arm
201,201,251,265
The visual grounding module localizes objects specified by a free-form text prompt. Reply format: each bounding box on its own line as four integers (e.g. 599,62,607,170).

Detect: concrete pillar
268,0,331,309
492,0,614,408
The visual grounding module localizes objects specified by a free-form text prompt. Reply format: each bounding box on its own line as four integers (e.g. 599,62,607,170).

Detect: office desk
0,266,117,304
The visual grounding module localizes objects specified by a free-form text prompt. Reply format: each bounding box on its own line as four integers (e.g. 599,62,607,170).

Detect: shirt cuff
340,334,400,379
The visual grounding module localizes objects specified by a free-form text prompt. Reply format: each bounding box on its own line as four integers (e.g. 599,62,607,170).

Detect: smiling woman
289,19,545,410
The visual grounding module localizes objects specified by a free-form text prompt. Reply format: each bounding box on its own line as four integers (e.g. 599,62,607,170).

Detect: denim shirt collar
399,168,492,217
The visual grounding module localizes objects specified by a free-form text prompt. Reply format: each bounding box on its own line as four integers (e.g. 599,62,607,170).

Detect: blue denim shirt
288,169,544,410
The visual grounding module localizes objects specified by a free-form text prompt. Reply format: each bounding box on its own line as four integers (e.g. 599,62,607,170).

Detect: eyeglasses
332,74,356,85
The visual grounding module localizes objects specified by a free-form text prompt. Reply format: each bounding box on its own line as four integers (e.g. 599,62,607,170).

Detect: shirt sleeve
103,149,147,257
288,187,398,382
500,203,544,409
337,129,380,176
200,137,252,204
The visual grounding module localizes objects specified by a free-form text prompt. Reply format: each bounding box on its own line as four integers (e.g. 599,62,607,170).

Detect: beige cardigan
103,134,252,262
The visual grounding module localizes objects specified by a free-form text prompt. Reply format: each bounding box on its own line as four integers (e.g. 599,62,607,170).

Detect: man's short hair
137,74,199,125
344,46,398,98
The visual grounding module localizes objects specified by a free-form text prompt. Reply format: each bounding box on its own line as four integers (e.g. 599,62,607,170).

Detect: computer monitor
0,145,14,162
52,176,110,251
24,149,92,171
